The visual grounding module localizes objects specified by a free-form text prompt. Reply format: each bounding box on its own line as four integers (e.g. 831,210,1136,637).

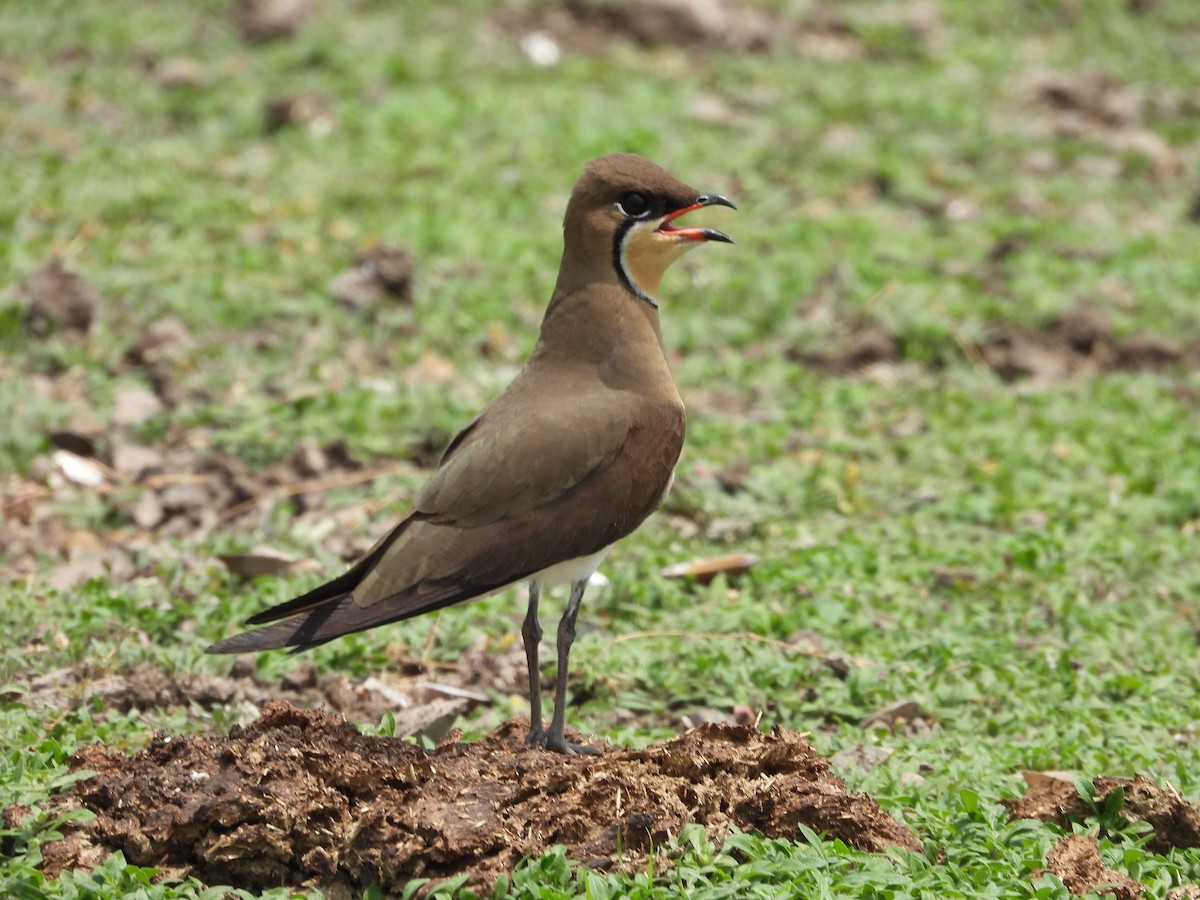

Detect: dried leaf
110,442,166,479
53,450,107,489
291,439,329,477
1021,770,1078,789
130,491,166,530
415,681,490,704
359,676,412,708
661,552,759,583
392,697,472,742
217,549,318,579
830,744,895,772
233,0,311,43
154,58,206,90
263,93,334,135
404,350,457,386
112,385,164,427
678,708,735,729
124,315,195,366
860,699,921,731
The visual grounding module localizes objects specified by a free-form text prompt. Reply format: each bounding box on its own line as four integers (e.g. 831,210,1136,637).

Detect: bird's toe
543,732,601,756
524,723,545,746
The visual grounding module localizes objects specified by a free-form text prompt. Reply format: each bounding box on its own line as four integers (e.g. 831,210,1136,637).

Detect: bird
207,153,735,754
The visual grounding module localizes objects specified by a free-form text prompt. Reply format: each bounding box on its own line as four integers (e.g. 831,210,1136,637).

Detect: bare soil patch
18,702,918,896
1003,772,1200,854
975,303,1187,384
17,258,100,337
1018,69,1184,178
496,0,779,55
233,0,312,44
792,299,1194,382
1,245,422,590
1043,834,1143,899
4,635,544,741
494,0,864,61
0,437,394,590
4,658,490,740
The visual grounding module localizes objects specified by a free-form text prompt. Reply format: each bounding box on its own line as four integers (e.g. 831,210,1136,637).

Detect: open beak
657,193,736,244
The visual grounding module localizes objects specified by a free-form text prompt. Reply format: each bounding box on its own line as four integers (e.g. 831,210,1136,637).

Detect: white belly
529,546,612,588
476,546,611,603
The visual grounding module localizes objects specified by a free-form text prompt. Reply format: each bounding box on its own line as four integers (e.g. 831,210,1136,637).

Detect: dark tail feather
242,517,417,627
243,568,363,626
206,578,507,655
206,602,347,654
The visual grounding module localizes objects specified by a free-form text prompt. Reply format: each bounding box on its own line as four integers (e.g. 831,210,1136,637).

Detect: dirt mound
1043,834,1143,900
1003,772,1200,855
23,702,918,896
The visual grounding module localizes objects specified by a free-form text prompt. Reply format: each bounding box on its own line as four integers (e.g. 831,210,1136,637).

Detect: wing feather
207,374,686,656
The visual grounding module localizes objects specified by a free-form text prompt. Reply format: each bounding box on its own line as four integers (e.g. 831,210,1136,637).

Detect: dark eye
616,192,651,218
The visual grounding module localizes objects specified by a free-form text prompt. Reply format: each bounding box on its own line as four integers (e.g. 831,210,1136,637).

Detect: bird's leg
521,581,544,745
545,578,599,755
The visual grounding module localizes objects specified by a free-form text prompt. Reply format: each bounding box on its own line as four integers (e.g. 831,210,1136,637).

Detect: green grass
4,0,1200,896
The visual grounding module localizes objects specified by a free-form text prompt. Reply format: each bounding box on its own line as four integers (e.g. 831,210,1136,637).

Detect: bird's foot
523,719,596,754
542,731,601,756
524,722,545,746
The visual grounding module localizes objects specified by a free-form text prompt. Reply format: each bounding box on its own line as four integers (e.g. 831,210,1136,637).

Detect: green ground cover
3,0,1200,896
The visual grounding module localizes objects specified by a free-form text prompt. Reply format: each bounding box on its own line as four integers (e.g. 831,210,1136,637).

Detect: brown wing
207,395,685,654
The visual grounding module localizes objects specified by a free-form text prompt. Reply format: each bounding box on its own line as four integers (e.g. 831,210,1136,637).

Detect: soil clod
19,258,101,337
31,702,918,895
1004,773,1200,854
1044,833,1144,899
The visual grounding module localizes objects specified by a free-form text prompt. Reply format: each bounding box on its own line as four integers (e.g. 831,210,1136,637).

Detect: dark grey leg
545,578,599,755
521,581,544,745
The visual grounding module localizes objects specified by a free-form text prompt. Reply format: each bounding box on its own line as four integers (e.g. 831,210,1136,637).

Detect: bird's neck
535,282,672,392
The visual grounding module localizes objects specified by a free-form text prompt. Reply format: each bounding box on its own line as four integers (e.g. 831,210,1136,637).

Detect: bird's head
557,153,735,307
